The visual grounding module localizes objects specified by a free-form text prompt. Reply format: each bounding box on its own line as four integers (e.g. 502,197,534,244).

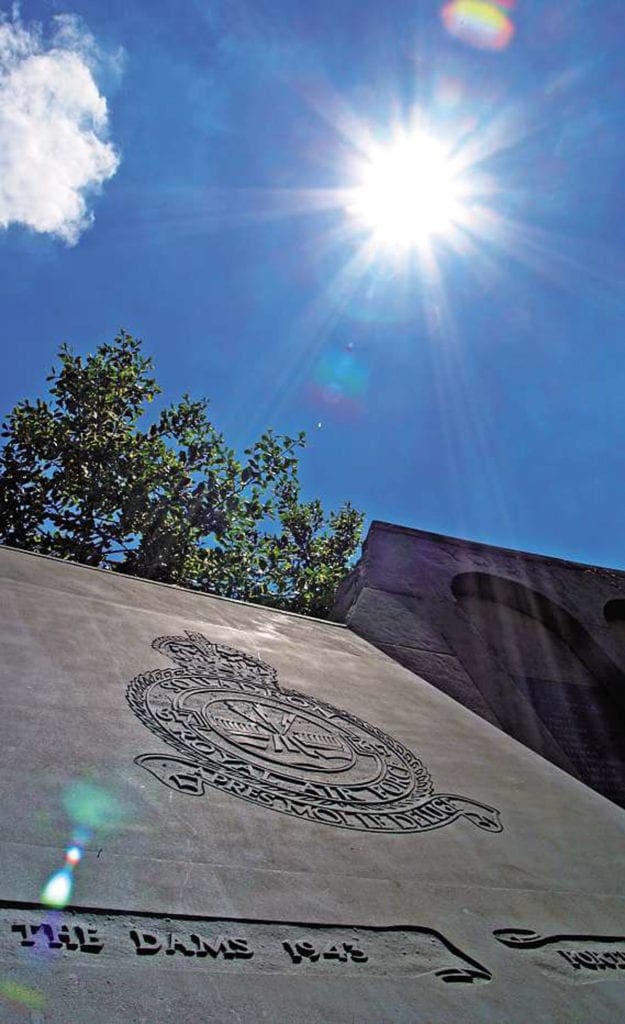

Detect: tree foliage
0,331,363,617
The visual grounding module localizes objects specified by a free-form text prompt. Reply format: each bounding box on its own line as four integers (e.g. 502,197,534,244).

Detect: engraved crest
127,632,502,835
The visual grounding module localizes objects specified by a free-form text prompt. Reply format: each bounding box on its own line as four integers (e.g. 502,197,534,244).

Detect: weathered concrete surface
1,545,625,1022
335,521,625,808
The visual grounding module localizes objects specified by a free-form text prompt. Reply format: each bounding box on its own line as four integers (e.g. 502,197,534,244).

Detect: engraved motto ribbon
135,754,503,835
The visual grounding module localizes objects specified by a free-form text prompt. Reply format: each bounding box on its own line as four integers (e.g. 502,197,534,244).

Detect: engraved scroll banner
136,754,503,834
494,928,625,985
1,904,491,985
126,632,503,837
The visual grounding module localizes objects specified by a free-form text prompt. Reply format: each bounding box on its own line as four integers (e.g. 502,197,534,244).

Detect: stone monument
1,542,624,1021
335,521,625,808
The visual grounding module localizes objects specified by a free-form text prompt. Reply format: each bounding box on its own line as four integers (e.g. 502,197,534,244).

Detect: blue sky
1,0,625,568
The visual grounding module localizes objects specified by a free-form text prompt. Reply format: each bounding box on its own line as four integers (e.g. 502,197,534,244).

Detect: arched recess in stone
602,598,625,663
604,598,625,622
451,572,625,808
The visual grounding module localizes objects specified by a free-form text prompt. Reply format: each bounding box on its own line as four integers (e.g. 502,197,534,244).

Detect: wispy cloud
0,8,120,244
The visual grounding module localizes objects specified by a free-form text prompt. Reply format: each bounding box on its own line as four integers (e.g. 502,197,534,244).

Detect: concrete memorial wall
335,522,625,808
1,544,624,1022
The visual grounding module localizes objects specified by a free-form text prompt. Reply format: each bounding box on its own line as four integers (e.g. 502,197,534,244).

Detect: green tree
0,331,363,618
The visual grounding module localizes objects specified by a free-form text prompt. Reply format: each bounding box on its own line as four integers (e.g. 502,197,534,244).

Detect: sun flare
348,131,466,249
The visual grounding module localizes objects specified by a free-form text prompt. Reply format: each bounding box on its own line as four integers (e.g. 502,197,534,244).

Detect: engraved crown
152,631,278,687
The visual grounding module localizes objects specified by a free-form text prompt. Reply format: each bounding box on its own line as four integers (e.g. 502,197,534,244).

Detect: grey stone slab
344,587,452,653
1,545,625,1021
336,522,625,807
436,602,582,777
374,643,501,725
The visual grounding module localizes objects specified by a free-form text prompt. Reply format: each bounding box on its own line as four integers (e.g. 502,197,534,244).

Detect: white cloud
0,10,120,244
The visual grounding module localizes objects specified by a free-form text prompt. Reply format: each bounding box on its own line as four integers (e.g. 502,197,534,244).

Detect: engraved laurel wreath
126,632,502,835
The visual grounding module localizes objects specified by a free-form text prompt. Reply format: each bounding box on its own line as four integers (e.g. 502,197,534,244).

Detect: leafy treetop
0,331,363,618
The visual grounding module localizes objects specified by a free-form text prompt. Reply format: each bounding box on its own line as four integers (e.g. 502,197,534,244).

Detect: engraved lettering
227,937,254,959
197,936,231,959
11,924,35,947
344,942,368,962
165,933,198,957
32,923,62,949
282,940,320,964
311,807,342,825
130,929,162,955
3,904,492,984
74,926,104,953
56,925,79,950
322,943,348,962
11,922,103,954
558,949,625,971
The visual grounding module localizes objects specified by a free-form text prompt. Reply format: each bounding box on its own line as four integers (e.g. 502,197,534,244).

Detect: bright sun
348,131,465,249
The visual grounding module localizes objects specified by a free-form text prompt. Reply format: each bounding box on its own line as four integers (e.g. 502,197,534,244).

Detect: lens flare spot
0,980,45,1011
441,0,515,51
72,824,93,847
40,868,73,909
64,845,82,866
309,346,369,415
62,781,124,830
